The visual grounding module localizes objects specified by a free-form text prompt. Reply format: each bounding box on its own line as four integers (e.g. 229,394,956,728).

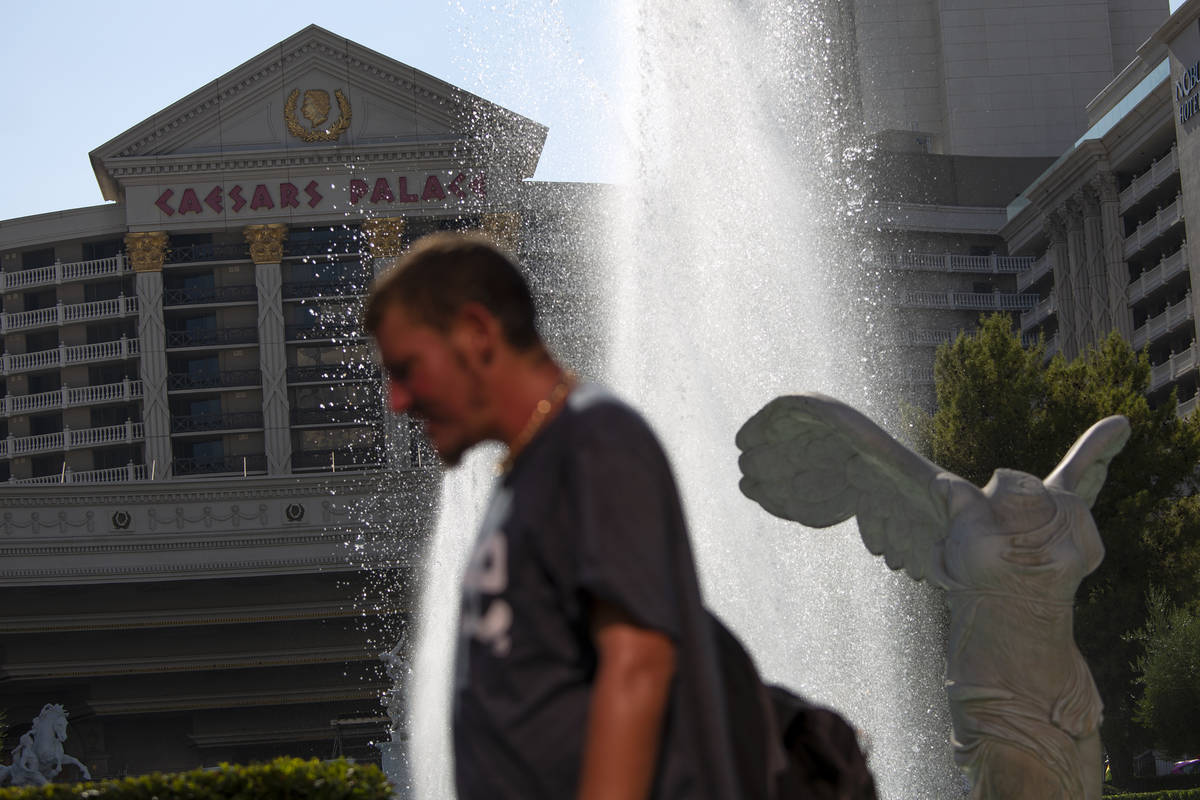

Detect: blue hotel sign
1178,59,1200,124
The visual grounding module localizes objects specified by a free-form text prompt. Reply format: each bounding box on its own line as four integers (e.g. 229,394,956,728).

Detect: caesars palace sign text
149,171,488,218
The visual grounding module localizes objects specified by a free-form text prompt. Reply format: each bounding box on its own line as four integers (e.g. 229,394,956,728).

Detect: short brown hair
363,232,542,350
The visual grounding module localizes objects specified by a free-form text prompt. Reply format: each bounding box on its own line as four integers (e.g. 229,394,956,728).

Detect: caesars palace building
4,0,1200,778
0,26,601,775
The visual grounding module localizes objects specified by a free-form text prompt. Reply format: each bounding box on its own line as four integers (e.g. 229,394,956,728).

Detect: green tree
918,313,1200,783
1134,589,1200,757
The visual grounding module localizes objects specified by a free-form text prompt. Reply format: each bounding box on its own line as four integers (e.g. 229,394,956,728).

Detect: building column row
126,232,172,480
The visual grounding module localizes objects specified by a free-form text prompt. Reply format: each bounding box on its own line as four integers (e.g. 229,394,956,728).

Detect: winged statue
736,393,1130,800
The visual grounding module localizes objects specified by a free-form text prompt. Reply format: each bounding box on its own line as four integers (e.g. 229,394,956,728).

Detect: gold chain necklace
498,372,576,475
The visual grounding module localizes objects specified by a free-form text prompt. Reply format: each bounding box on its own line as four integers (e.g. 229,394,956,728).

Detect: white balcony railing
2,337,139,376
1020,292,1058,331
1119,146,1180,214
1178,395,1198,418
883,253,1034,274
1016,253,1054,292
899,329,960,347
9,462,147,485
900,291,1039,311
2,295,138,334
1149,342,1199,393
1,379,143,417
1127,246,1190,306
1131,295,1194,351
903,366,936,385
0,421,144,460
1124,195,1184,259
0,254,128,293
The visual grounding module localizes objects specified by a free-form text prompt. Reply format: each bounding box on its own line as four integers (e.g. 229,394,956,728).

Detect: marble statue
736,393,1130,800
0,704,91,786
377,634,412,794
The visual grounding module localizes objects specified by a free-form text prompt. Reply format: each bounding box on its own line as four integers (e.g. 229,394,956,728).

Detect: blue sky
1,0,624,221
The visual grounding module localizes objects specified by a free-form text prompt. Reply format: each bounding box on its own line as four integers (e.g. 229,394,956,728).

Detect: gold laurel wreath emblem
284,88,352,142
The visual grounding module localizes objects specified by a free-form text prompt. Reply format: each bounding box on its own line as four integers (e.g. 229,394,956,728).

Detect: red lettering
370,177,395,204
250,184,274,210
470,174,487,199
447,173,468,199
229,185,247,212
396,177,419,203
349,179,369,205
421,175,446,202
204,186,223,213
304,180,323,208
279,182,300,209
155,189,176,216
177,188,203,215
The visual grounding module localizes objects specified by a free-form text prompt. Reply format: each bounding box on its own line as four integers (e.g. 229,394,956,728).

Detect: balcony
166,243,250,264
285,322,365,342
3,337,139,375
1020,292,1057,331
167,370,262,391
901,366,935,385
1120,145,1179,214
163,285,258,306
1149,342,1198,393
291,447,382,471
901,291,1039,312
283,240,363,258
166,327,258,348
290,406,382,426
287,364,376,384
1,379,143,417
1131,296,1194,350
0,254,128,292
10,462,147,485
882,253,1033,274
1124,195,1184,259
1178,394,1198,418
0,421,144,459
172,453,267,476
171,411,264,434
1127,246,1190,307
898,329,959,347
3,295,138,334
1016,253,1054,292
282,281,367,300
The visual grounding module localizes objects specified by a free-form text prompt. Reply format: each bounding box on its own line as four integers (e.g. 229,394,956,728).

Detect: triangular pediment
90,25,546,201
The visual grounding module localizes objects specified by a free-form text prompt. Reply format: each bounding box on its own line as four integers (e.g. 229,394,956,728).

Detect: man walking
365,233,740,799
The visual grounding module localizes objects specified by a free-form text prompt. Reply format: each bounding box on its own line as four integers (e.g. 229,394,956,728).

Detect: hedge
1106,790,1200,800
0,758,391,800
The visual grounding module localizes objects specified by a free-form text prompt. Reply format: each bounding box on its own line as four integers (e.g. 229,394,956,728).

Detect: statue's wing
737,393,955,582
1044,415,1130,507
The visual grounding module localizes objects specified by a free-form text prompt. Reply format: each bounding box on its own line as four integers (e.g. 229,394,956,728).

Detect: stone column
360,217,409,464
126,231,171,480
361,216,407,277
1064,197,1091,354
245,224,291,475
1044,211,1075,359
1080,186,1111,339
481,212,521,254
1094,172,1133,339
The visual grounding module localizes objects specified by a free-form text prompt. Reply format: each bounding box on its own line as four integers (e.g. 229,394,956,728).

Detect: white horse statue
0,704,91,786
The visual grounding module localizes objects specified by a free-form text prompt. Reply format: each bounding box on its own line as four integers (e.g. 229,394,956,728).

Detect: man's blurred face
374,304,489,466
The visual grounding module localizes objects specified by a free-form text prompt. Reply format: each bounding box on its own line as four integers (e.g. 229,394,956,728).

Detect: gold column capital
124,231,170,272
243,223,289,265
361,216,406,259
481,212,520,254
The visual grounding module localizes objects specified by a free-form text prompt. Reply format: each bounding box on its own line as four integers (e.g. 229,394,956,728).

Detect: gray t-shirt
452,386,738,800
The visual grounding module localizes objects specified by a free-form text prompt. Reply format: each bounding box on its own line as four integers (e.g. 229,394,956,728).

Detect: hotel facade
0,26,600,776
